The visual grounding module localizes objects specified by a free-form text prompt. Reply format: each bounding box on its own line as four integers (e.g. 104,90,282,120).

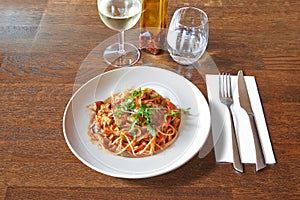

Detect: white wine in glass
97,0,142,67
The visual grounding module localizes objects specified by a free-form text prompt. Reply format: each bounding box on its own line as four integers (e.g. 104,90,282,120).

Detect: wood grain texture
1,0,299,199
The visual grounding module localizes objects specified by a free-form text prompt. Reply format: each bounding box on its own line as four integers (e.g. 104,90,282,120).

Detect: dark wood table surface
1,0,299,199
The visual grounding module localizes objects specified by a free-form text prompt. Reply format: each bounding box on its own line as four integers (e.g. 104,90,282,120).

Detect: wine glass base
103,42,140,67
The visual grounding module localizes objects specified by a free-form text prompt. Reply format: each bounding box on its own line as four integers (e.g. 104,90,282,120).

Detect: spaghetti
88,88,188,157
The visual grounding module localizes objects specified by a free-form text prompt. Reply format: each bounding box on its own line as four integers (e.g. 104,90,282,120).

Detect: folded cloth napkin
206,74,276,164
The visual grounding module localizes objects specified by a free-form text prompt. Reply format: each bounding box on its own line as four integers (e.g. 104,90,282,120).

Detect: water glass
167,7,208,65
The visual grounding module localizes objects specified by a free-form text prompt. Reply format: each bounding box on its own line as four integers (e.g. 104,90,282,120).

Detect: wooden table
1,0,299,199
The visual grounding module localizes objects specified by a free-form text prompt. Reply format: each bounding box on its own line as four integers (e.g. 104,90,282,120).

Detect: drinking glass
167,7,209,65
97,0,142,67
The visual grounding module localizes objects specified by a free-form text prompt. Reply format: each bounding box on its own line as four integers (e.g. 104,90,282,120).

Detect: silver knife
237,70,266,171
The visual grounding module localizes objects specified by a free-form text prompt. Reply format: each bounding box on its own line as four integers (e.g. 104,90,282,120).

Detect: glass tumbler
167,7,208,65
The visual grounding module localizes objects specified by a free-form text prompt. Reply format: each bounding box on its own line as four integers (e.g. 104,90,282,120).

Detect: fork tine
219,73,222,98
225,73,231,98
228,74,232,98
220,73,230,98
225,73,228,97
219,73,225,98
219,73,233,98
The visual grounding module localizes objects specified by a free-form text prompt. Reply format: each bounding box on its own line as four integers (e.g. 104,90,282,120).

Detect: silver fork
219,73,244,173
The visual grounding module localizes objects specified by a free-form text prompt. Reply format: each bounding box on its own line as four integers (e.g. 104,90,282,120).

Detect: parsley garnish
164,107,190,121
114,88,157,138
113,88,190,139
131,87,142,99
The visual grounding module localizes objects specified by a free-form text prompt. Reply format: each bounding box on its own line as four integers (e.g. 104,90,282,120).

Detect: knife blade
237,70,266,171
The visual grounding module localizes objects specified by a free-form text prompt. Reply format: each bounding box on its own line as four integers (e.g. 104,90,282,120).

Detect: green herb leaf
126,100,136,111
147,124,156,137
164,110,181,121
129,120,137,139
131,88,142,99
164,108,190,121
183,107,191,114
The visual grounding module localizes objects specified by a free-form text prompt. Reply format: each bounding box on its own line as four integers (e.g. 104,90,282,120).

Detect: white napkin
206,74,276,164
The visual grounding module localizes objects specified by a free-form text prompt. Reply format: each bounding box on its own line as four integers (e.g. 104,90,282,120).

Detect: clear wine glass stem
97,0,141,67
119,31,126,55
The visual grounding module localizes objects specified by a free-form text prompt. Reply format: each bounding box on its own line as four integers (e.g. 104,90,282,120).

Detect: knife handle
249,114,266,171
229,108,244,173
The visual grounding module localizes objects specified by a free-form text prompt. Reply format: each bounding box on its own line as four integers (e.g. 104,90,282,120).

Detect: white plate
63,66,211,179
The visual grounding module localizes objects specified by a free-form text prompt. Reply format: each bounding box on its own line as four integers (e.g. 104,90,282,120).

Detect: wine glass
167,7,209,65
97,0,142,67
